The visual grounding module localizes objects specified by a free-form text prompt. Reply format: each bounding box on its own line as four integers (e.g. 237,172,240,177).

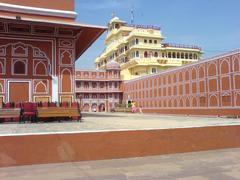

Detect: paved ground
0,112,240,135
0,148,239,180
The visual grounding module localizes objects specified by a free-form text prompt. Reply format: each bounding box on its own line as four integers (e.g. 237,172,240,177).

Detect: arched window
189,53,193,59
115,23,119,29
185,53,188,59
61,69,72,92
35,81,47,93
35,62,47,75
13,60,26,75
136,51,139,57
61,50,72,64
177,52,180,58
152,68,157,73
92,82,97,88
168,52,171,58
172,52,176,58
181,53,184,59
144,51,148,58
194,54,198,59
135,38,139,44
154,52,158,57
100,82,104,88
84,82,89,89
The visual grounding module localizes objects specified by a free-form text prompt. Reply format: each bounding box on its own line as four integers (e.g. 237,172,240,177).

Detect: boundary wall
123,50,240,116
0,125,240,167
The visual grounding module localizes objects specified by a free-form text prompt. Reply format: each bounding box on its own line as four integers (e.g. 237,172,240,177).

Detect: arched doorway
83,103,90,112
99,103,105,112
91,103,97,112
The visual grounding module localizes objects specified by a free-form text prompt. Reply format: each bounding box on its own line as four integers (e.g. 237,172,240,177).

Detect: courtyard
0,113,240,179
0,112,240,135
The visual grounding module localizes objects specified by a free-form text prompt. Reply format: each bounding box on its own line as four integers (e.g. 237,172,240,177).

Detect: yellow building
95,16,203,80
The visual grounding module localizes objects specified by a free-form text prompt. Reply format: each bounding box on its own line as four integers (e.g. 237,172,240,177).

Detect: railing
162,43,201,50
125,24,161,30
76,88,107,91
78,98,121,102
76,88,121,91
75,76,106,79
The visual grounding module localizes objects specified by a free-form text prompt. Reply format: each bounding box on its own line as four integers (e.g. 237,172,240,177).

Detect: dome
106,60,120,70
109,16,125,24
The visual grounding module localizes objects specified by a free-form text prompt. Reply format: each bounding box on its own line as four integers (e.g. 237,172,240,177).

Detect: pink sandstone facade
0,0,105,104
123,50,240,116
75,60,122,112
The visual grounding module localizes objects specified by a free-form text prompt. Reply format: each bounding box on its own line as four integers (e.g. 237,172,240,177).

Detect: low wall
0,125,240,167
143,108,240,116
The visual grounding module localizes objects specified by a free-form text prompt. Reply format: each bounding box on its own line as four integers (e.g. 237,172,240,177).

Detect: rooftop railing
125,24,161,30
162,43,202,50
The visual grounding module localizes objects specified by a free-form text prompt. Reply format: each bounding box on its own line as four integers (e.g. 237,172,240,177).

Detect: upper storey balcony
76,71,107,80
120,55,199,69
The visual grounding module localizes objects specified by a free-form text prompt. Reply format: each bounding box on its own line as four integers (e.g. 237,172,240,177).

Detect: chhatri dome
109,13,126,25
106,60,120,70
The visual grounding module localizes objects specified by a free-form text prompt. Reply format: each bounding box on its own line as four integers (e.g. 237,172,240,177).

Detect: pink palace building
75,60,123,112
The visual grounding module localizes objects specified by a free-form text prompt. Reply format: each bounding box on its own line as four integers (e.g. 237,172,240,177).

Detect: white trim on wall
0,2,77,18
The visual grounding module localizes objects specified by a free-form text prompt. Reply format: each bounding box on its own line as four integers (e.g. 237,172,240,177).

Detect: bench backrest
0,108,21,118
37,107,81,118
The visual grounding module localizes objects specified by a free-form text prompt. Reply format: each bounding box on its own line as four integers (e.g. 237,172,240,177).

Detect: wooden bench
114,107,132,113
37,107,82,122
0,108,21,122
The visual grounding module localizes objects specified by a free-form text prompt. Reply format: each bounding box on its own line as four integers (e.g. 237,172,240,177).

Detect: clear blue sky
75,0,240,69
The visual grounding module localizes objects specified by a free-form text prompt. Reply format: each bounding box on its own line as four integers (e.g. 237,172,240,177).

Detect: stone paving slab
0,148,240,180
0,112,240,135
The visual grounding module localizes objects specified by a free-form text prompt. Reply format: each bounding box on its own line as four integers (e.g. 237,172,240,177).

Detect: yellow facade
96,16,202,80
